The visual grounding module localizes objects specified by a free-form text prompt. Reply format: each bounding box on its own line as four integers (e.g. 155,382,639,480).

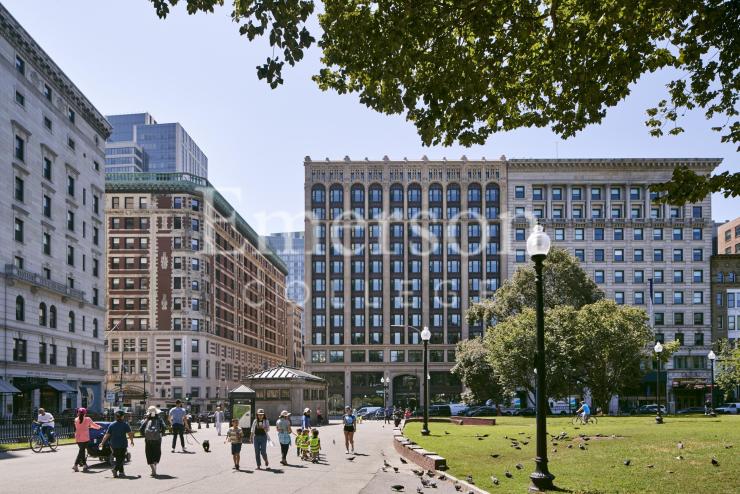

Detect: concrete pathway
0,420,466,494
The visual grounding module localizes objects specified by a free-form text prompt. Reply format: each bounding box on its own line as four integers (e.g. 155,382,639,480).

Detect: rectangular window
14,218,24,242
574,249,585,262
634,249,644,262
15,90,24,106
14,135,24,161
595,249,604,262
594,270,605,284
634,228,643,240
614,249,624,262
514,186,525,198
575,228,584,241
594,228,604,241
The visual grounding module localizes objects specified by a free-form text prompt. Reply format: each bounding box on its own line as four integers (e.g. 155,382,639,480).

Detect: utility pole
108,314,129,409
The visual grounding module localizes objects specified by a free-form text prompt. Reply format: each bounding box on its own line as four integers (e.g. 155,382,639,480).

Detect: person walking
342,406,356,454
225,419,243,470
384,407,392,425
301,408,311,430
100,410,134,478
72,407,101,472
316,406,323,426
250,409,270,469
168,400,189,452
309,428,321,463
276,410,292,465
140,406,166,476
214,406,224,435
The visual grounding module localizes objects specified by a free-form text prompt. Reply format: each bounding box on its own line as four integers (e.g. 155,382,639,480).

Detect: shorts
344,426,355,433
231,443,242,455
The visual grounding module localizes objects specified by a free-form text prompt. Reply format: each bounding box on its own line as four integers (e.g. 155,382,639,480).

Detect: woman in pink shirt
73,408,101,471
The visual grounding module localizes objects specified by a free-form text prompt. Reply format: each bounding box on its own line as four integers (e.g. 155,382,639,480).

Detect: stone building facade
105,172,291,413
711,254,740,345
0,4,110,415
304,156,720,414
286,301,304,369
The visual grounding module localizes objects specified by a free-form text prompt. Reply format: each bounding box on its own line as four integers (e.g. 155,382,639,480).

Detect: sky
6,0,737,234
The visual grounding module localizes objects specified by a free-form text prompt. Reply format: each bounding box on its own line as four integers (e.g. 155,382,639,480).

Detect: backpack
144,418,162,441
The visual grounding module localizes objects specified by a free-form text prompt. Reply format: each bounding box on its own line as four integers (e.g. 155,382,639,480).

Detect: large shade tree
451,337,504,405
467,247,603,326
149,0,739,203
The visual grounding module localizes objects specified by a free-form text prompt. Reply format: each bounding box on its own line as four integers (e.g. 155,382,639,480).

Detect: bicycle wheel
30,436,43,453
589,416,598,425
571,416,581,426
47,438,58,451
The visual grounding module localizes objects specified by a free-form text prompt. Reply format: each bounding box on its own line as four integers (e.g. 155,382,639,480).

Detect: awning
46,381,77,393
0,380,21,394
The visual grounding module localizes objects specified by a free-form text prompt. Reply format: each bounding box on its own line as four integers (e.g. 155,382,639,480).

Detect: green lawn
405,415,739,494
0,437,76,451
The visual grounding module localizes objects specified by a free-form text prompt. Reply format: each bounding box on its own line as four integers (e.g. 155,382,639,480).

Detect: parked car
465,406,498,417
635,404,667,414
676,406,706,414
715,403,740,414
549,401,571,415
429,405,452,417
355,406,383,419
448,403,470,416
514,407,536,416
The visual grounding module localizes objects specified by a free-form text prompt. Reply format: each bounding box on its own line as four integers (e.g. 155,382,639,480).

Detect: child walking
294,428,303,458
300,428,311,460
309,428,321,463
225,419,243,470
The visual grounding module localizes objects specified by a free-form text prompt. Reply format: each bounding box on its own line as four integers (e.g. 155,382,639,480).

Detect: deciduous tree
451,337,504,405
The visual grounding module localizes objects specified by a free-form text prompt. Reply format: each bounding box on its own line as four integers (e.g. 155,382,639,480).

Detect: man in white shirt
36,408,55,442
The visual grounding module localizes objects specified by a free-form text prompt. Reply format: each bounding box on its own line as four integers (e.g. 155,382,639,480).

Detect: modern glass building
105,113,208,178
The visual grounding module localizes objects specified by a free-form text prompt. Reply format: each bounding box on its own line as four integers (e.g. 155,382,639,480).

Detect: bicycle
572,413,598,425
30,422,58,452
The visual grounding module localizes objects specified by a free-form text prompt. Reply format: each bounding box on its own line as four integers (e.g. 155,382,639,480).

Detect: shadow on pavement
153,474,177,479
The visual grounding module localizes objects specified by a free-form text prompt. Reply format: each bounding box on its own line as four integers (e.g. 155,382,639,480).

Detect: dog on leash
202,439,210,452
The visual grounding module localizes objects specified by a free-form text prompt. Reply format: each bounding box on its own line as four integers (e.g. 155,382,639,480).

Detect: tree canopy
451,337,504,404
149,0,739,202
715,339,740,400
467,247,603,325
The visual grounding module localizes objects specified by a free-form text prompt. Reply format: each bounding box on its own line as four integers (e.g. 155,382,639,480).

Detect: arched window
485,183,500,203
429,184,443,203
467,183,482,202
389,184,404,203
407,184,422,203
447,183,461,203
368,184,383,203
93,318,99,338
68,311,75,332
350,184,365,204
15,295,24,321
39,302,47,326
716,272,724,283
49,305,57,328
329,184,343,204
311,184,325,203
730,272,736,283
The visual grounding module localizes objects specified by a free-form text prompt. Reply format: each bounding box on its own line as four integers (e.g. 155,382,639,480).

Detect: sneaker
172,449,175,453
82,465,89,472
345,450,350,454
73,464,79,472
112,469,118,478
265,460,269,467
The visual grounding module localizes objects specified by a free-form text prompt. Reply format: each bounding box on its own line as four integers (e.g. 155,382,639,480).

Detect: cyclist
575,401,591,424
36,408,55,443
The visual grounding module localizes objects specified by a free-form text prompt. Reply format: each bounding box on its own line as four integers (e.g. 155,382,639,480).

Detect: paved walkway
0,420,464,494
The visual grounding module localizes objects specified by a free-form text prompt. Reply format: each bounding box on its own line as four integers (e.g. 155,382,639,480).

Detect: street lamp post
527,225,555,492
380,376,389,409
654,342,664,424
108,314,130,410
421,326,432,436
708,350,716,414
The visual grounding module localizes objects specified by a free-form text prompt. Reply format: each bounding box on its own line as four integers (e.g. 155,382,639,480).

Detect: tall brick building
105,172,291,413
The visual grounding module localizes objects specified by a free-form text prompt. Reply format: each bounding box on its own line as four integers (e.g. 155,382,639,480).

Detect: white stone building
0,4,110,415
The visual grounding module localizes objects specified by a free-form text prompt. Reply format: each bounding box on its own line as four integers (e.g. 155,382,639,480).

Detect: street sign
106,392,116,402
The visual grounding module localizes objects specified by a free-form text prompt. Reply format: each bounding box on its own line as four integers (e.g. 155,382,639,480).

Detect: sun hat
147,405,159,415
280,410,290,417
77,407,87,414
257,408,265,414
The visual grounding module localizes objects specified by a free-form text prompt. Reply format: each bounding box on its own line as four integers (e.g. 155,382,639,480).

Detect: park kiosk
228,385,256,442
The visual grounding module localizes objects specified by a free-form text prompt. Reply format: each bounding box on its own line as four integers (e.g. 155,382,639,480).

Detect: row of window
512,203,703,220
310,348,456,364
516,247,706,263
311,183,500,205
516,226,705,242
14,296,100,335
13,338,100,368
715,291,739,307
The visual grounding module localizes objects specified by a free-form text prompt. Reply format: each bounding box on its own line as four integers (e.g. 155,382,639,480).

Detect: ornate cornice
508,158,722,172
0,4,111,139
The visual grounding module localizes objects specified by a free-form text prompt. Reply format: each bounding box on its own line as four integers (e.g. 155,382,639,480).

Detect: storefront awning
46,381,77,393
0,380,21,394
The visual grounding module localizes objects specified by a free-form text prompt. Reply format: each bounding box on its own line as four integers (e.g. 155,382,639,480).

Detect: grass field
405,415,739,494
0,437,76,451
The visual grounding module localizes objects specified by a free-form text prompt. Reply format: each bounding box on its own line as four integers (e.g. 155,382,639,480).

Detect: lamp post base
421,428,430,436
655,414,664,424
529,469,555,492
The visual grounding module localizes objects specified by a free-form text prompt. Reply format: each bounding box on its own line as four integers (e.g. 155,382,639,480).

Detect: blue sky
7,0,737,233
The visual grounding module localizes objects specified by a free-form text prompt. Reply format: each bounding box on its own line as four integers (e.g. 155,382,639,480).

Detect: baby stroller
86,422,131,465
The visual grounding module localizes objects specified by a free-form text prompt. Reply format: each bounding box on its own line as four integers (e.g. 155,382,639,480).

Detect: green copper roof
105,172,289,275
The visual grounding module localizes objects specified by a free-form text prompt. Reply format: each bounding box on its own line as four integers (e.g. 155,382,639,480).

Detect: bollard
206,421,209,428
198,421,202,429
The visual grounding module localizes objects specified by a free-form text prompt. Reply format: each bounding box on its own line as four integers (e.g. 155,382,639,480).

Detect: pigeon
417,488,423,494
552,448,557,453
677,441,684,450
393,467,399,473
552,442,558,446
578,443,586,450
668,470,674,474
391,486,405,492
623,460,631,466
420,478,432,487
466,474,474,484
503,435,508,440
647,464,654,468
724,445,733,449
400,457,408,464
521,441,529,445
505,470,513,478
437,474,447,480
347,456,356,461
711,457,719,466
413,469,424,476
515,463,524,470
491,476,499,485
477,437,484,441
574,426,580,430
675,455,684,460
567,444,573,449
384,460,391,468
514,446,521,450
444,431,450,435
454,482,462,491
427,470,435,477
490,453,500,458
382,467,388,473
